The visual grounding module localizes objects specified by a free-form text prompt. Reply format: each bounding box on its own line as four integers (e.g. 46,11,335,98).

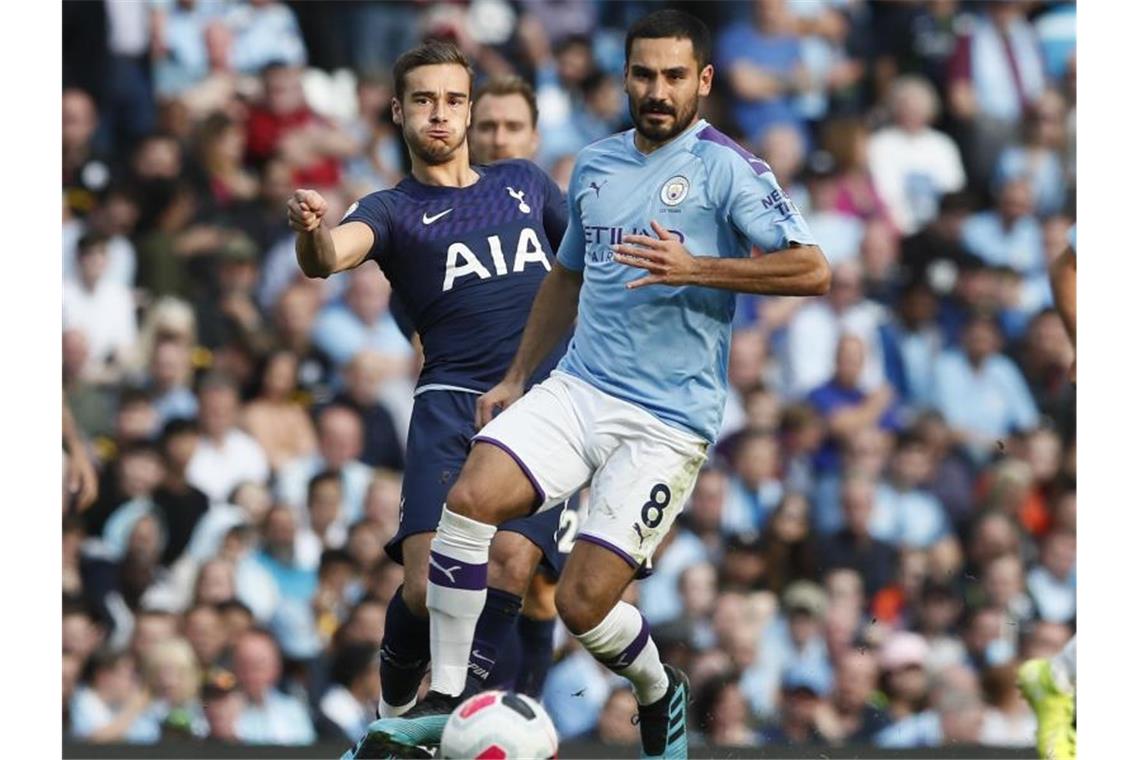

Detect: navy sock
465,587,523,694
378,585,431,708
515,614,557,698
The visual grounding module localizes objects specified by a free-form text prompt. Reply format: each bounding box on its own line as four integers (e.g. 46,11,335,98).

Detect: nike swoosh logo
422,208,453,225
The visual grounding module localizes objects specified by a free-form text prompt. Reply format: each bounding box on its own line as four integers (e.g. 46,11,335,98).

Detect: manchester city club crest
660,175,690,206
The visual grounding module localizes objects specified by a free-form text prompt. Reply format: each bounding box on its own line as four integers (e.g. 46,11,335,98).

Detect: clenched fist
287,189,328,233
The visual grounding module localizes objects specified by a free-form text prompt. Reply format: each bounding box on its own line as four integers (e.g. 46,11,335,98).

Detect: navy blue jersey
340,159,569,392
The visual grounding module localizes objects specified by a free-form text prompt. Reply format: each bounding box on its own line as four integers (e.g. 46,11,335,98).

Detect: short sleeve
534,162,569,250
555,159,587,272
339,192,392,263
710,148,817,254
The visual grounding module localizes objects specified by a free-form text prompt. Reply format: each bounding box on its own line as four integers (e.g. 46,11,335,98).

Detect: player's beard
631,93,700,145
405,124,466,166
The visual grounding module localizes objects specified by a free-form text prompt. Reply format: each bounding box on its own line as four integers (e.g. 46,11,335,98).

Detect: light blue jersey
556,118,817,441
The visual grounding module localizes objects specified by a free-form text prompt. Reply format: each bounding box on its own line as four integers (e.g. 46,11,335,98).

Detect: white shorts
474,371,709,571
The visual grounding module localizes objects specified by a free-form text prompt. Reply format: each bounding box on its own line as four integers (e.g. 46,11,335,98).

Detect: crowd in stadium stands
61,0,1076,750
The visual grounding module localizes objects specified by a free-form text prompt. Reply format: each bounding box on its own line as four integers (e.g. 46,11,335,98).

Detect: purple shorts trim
472,435,547,506
577,533,639,570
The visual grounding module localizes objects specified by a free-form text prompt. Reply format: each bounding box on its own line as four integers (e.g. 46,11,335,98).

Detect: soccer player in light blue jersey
360,10,830,759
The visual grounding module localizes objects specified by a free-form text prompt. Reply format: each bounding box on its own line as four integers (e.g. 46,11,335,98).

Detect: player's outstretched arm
476,262,583,428
289,189,373,278
613,221,830,296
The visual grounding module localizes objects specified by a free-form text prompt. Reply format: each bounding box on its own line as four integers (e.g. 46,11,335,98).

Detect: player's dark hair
392,40,474,102
625,9,712,70
472,75,539,127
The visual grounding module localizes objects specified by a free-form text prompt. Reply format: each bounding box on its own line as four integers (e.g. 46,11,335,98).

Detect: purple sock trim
472,435,546,506
603,614,651,671
428,550,488,591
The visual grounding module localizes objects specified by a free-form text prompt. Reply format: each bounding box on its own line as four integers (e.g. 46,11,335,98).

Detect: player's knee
445,477,496,523
488,533,540,596
555,579,605,635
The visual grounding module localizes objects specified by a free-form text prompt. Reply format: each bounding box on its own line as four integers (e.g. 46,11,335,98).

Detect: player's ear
698,64,714,98
391,97,403,126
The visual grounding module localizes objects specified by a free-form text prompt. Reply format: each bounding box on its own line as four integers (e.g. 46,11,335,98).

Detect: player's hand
287,189,328,233
476,379,525,430
66,447,99,512
612,220,700,289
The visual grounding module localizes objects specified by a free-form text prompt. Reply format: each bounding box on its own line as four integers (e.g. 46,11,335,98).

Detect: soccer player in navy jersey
287,41,577,756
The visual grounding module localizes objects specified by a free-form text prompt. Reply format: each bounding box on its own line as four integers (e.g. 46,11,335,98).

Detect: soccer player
285,40,575,751
464,74,582,698
361,10,829,759
1017,228,1076,760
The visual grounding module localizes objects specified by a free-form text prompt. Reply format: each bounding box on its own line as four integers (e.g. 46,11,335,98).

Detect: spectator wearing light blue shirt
870,433,950,550
311,266,412,369
715,0,809,146
232,629,316,745
224,0,306,75
931,315,1038,463
961,178,1049,324
991,91,1069,218
1026,530,1076,625
722,430,784,534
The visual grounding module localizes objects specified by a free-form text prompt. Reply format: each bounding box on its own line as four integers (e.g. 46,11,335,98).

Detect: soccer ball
440,690,559,759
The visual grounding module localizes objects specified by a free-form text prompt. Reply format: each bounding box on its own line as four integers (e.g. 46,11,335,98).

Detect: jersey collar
624,118,708,163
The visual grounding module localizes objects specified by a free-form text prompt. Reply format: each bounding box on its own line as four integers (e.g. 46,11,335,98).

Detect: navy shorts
386,390,582,578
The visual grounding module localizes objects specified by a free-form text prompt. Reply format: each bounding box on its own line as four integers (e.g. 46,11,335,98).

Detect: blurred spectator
139,637,207,738
63,232,139,384
201,667,242,742
979,662,1034,746
225,0,307,75
868,76,966,235
992,89,1069,217
153,0,226,99
695,671,759,747
245,62,357,187
800,150,865,266
785,260,890,396
186,372,270,503
64,187,141,290
242,350,318,471
820,117,893,227
64,329,117,441
947,2,1048,185
814,650,891,743
318,643,380,741
961,176,1048,320
296,472,347,567
870,0,960,103
147,337,199,424
820,471,896,598
312,267,413,370
759,661,830,745
590,687,640,746
1025,530,1076,625
231,629,316,744
342,73,404,193
183,603,228,670
807,334,904,475
332,351,406,471
277,404,373,526
758,493,818,596
271,284,336,402
69,647,156,743
62,88,111,215
931,314,1038,462
723,431,784,534
715,0,810,146
872,433,951,550
191,112,259,210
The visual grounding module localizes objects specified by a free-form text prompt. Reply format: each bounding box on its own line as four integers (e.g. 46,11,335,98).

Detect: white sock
1050,635,1076,694
575,601,668,705
426,507,497,697
379,696,416,718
